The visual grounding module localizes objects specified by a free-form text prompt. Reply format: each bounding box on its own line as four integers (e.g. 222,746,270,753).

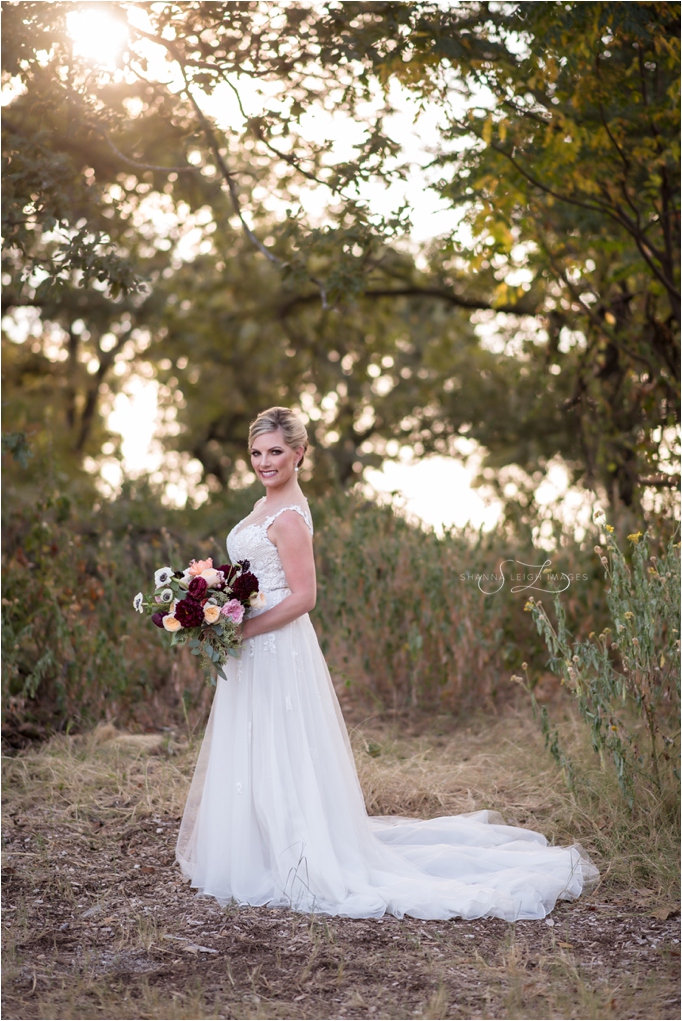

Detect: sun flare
66,8,129,67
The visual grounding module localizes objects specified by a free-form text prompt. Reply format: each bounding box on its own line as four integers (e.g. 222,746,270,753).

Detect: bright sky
105,376,503,534
47,7,589,536
364,455,501,534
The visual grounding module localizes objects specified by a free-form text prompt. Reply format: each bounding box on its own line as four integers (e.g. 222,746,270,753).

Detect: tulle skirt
176,601,598,921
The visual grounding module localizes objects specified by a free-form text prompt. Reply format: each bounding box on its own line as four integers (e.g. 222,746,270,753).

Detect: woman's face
250,428,303,490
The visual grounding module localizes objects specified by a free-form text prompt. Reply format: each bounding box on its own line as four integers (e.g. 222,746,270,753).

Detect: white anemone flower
133,592,144,613
160,587,174,603
154,566,174,589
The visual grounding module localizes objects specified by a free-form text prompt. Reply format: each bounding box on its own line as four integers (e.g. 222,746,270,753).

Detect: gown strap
263,504,314,536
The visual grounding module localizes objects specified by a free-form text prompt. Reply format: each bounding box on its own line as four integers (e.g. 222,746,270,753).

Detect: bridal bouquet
133,557,264,682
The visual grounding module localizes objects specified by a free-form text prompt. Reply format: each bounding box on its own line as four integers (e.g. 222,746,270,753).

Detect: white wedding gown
176,503,598,921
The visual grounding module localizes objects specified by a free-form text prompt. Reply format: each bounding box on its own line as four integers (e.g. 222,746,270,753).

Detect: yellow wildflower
605,524,615,533
627,531,643,544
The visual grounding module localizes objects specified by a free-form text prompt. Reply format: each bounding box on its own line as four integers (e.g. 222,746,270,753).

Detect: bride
176,407,598,921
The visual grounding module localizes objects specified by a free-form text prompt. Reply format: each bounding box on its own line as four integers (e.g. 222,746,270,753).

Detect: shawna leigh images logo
460,559,589,596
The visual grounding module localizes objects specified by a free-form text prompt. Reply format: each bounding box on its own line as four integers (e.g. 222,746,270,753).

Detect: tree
2,1,678,513
416,1,681,508
146,230,485,489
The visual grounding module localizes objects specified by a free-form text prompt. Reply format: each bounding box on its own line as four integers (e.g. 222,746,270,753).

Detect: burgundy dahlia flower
188,576,208,600
174,598,205,628
231,571,259,601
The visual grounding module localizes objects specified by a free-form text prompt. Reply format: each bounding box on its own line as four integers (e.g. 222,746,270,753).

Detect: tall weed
518,523,680,810
313,496,603,712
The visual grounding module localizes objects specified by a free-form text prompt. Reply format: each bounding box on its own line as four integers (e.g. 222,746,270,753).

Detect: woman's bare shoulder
267,504,314,543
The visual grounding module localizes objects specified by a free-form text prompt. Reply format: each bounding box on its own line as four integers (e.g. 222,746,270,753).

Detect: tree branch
75,327,132,453
533,220,676,388
125,24,336,309
95,129,200,175
276,282,537,317
174,66,330,309
1,298,41,311
220,75,327,186
638,473,681,488
484,135,681,316
362,285,535,315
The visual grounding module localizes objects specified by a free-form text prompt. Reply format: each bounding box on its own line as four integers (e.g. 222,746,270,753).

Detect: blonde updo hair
248,407,308,469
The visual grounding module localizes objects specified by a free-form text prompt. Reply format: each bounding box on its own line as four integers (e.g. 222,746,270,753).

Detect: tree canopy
2,1,679,518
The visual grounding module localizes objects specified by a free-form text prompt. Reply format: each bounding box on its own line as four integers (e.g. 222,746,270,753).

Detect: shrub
1,479,609,735
2,496,163,734
313,495,602,714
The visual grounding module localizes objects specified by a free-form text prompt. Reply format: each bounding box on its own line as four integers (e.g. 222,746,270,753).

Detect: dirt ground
2,717,680,1021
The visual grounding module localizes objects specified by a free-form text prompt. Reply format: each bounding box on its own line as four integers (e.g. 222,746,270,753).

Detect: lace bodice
226,503,314,597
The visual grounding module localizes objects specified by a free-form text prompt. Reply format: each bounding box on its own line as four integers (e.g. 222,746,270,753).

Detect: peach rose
200,567,223,588
203,604,221,624
188,557,213,577
162,615,183,632
249,591,267,609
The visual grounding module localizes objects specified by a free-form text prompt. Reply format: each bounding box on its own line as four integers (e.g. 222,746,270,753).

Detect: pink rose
188,557,213,577
220,599,245,624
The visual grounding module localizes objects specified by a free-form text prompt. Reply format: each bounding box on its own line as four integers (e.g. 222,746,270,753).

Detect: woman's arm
240,511,316,640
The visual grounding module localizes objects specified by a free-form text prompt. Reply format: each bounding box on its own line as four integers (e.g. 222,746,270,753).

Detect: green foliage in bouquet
517,527,681,809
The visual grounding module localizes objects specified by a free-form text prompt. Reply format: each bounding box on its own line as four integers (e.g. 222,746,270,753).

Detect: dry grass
2,706,680,1020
